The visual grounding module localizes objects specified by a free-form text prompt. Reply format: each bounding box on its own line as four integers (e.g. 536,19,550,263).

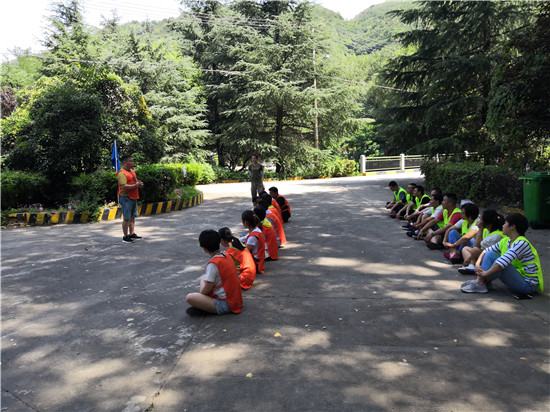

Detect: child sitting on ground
241,210,266,274
407,192,443,238
185,230,243,315
461,213,543,296
457,209,504,274
219,227,257,290
254,206,279,261
269,187,291,222
442,202,480,264
421,193,462,249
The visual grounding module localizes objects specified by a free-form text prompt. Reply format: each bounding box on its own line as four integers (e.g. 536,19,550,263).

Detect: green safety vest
393,187,408,203
461,218,479,235
482,228,503,239
440,207,461,228
498,236,543,292
429,205,443,214
414,194,430,210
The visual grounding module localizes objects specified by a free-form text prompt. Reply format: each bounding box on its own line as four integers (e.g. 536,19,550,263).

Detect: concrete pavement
2,173,549,411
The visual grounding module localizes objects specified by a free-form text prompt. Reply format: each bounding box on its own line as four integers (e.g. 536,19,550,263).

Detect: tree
40,0,93,77
95,17,210,162
486,2,550,168
2,68,163,203
377,1,528,158
176,0,359,171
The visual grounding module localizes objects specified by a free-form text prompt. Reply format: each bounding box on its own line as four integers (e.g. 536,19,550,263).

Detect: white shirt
205,253,226,299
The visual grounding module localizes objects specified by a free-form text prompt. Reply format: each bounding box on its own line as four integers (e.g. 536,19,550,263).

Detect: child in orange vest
255,196,287,246
241,210,266,274
254,206,279,261
185,230,243,315
268,186,291,222
219,227,257,290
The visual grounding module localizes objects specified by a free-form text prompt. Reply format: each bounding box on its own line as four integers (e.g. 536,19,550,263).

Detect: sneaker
427,242,444,250
450,254,463,264
461,281,488,293
461,279,477,288
444,252,451,260
129,233,142,240
458,264,476,275
122,236,133,243
402,224,411,229
406,231,414,237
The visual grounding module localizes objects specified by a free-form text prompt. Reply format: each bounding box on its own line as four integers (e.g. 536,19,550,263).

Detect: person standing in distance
117,155,144,243
248,154,264,203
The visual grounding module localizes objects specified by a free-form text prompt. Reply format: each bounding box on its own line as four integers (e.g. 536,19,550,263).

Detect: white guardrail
360,154,425,173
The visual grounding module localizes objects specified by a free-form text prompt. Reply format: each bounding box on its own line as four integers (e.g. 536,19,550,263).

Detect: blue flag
111,141,120,171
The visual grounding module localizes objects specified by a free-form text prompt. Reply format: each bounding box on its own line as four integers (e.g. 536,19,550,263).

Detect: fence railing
360,154,426,173
359,152,481,173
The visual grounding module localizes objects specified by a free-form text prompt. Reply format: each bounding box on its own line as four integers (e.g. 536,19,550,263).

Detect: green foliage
159,163,216,185
421,161,523,207
168,186,202,201
134,164,178,203
1,169,50,210
2,68,162,203
342,123,380,162
40,0,93,77
486,2,550,168
375,1,547,166
1,54,43,89
70,170,118,219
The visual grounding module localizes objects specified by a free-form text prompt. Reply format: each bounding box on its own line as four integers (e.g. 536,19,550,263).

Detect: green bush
1,169,50,210
70,170,118,220
421,161,523,206
135,164,178,203
161,163,216,185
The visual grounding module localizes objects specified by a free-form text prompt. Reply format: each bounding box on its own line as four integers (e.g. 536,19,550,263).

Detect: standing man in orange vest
117,155,144,243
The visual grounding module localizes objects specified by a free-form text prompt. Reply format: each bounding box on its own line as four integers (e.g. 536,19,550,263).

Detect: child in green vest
461,213,543,295
458,209,504,274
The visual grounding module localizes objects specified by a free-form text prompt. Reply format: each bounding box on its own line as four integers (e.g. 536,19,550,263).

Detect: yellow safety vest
498,236,543,292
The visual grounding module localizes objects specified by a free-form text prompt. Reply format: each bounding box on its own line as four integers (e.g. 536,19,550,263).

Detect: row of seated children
386,181,544,297
185,188,292,315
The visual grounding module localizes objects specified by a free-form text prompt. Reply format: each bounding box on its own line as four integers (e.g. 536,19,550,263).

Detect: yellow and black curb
6,193,204,227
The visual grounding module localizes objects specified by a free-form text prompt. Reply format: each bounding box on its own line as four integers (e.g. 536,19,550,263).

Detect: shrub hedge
421,161,523,207
1,169,50,210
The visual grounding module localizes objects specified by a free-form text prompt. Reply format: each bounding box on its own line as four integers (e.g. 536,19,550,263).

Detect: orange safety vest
247,230,266,274
226,246,257,290
267,209,287,245
276,194,291,217
270,200,283,222
207,255,243,313
262,219,279,260
117,168,139,199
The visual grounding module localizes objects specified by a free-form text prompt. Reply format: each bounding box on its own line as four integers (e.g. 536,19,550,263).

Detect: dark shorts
120,196,138,220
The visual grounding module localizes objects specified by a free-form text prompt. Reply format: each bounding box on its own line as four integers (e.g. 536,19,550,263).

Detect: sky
0,0,385,61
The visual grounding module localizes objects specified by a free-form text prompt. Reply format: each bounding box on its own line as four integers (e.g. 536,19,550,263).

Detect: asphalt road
2,173,549,411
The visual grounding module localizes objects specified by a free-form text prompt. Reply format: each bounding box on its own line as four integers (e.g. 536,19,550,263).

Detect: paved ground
2,172,549,411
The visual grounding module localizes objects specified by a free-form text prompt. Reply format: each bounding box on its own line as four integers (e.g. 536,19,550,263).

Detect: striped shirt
486,239,539,284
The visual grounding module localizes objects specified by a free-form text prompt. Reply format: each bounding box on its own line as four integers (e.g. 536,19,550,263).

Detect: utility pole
312,28,319,150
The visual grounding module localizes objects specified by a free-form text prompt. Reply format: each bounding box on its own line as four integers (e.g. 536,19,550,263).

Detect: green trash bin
519,172,550,229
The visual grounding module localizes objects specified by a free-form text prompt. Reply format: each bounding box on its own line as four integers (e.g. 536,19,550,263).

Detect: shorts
120,196,138,220
214,298,231,315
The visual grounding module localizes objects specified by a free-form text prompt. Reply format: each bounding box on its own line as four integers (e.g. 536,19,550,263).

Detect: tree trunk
275,105,284,173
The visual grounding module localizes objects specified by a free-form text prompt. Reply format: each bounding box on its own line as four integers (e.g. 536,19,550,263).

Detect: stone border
6,193,204,227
